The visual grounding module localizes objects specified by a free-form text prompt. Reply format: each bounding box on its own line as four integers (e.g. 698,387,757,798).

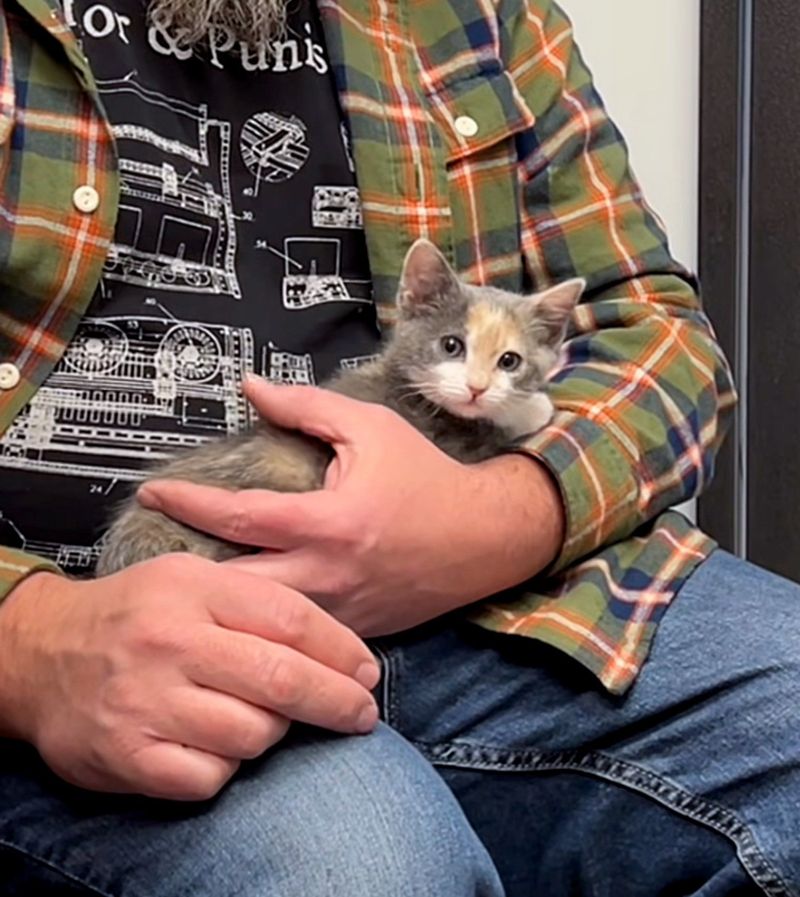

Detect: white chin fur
434,391,554,437
443,400,487,420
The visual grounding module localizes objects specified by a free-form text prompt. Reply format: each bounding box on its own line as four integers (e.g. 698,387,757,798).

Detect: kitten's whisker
397,386,422,396
395,380,442,400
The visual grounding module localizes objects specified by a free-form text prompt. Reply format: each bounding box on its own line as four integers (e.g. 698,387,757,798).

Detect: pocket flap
426,68,535,163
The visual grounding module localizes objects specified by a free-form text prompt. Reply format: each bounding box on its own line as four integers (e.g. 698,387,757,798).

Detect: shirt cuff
518,410,642,572
0,546,62,605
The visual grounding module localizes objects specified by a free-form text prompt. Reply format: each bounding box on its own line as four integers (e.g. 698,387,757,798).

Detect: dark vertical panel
697,0,741,551
747,1,800,581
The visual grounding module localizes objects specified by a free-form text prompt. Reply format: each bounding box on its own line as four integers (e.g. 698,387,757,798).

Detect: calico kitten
96,240,584,575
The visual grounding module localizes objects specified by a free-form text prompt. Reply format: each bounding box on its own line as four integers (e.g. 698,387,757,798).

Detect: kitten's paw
527,392,555,432
496,392,554,439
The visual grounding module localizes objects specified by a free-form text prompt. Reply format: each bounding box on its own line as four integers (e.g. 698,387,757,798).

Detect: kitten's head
388,239,584,430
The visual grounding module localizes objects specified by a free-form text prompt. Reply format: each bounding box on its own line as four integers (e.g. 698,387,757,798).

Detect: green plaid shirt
0,0,735,693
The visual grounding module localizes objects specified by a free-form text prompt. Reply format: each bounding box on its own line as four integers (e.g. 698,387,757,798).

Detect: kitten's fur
96,240,584,575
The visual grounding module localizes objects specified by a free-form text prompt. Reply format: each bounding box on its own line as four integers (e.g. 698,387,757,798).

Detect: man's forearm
459,452,566,601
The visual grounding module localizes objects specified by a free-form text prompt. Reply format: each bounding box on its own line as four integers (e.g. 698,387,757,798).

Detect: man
0,0,797,893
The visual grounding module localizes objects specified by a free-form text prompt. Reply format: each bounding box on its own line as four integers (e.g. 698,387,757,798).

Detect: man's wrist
0,571,65,742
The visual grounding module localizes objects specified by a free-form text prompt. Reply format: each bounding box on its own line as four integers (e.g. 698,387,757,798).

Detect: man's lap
0,723,502,896
378,549,800,896
1,549,798,897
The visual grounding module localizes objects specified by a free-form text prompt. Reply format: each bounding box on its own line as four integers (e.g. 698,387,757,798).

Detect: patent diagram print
279,237,372,310
98,77,241,298
240,111,310,186
0,316,255,481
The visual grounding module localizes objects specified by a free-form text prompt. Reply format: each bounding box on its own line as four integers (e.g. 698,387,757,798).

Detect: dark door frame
697,0,748,555
698,0,800,583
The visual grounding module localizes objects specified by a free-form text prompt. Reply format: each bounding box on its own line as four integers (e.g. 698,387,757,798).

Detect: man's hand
138,380,566,638
0,556,379,800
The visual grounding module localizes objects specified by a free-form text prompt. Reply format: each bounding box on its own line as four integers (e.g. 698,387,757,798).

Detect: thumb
243,376,367,444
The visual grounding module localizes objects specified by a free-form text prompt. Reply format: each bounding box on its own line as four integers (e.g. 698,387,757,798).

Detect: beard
148,0,289,48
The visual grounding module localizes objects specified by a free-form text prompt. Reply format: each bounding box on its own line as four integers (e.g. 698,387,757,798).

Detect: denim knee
207,723,503,897
0,724,502,897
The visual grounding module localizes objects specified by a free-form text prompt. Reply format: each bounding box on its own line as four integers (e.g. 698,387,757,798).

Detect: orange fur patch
465,302,523,388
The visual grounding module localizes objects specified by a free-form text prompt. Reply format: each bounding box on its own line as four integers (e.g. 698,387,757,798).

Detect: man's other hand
0,557,379,800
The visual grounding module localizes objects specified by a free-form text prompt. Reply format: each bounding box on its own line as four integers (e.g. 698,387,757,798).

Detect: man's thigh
0,723,503,896
378,550,800,897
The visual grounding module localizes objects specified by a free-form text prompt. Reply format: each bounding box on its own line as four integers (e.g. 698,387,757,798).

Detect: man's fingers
224,551,314,596
186,629,379,734
205,573,379,689
130,742,241,802
152,685,290,760
243,376,374,444
136,480,333,548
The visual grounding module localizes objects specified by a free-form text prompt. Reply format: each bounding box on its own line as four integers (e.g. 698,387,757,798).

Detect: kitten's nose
468,385,487,400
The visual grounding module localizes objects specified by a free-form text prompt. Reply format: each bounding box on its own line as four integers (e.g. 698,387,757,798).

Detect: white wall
559,1,700,270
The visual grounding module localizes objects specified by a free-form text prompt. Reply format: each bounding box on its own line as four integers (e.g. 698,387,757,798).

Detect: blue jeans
0,723,503,895
1,550,799,896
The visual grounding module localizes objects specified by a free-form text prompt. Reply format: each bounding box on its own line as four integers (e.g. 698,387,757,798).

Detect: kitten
95,240,584,575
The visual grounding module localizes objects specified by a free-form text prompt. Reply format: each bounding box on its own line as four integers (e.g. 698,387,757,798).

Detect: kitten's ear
530,278,586,344
397,239,459,317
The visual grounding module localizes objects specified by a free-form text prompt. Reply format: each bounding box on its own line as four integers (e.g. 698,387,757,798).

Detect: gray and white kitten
96,240,583,575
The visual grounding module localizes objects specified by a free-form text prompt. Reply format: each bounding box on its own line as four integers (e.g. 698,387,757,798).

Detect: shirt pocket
423,69,534,289
425,69,535,163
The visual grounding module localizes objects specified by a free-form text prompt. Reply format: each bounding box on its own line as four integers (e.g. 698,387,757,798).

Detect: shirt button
0,363,21,390
73,185,100,214
454,115,479,138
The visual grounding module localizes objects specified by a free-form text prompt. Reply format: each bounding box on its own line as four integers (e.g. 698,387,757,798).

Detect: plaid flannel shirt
0,0,735,693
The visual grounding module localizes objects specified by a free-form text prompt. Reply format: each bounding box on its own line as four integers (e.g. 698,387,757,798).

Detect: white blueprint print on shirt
98,77,242,299
279,237,372,309
240,111,310,190
0,315,255,481
262,342,316,385
312,185,363,229
0,512,105,572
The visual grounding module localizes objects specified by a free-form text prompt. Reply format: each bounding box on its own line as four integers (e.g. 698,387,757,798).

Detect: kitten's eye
440,336,465,357
498,351,522,372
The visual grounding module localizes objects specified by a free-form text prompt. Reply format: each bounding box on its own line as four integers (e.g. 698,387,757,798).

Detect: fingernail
244,373,277,390
356,660,381,691
136,485,159,508
356,701,379,734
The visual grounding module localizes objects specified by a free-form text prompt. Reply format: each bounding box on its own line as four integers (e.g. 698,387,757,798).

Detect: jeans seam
412,740,793,897
0,839,113,897
372,643,401,725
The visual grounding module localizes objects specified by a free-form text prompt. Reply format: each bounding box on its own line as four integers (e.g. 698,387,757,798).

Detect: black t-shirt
0,0,379,573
